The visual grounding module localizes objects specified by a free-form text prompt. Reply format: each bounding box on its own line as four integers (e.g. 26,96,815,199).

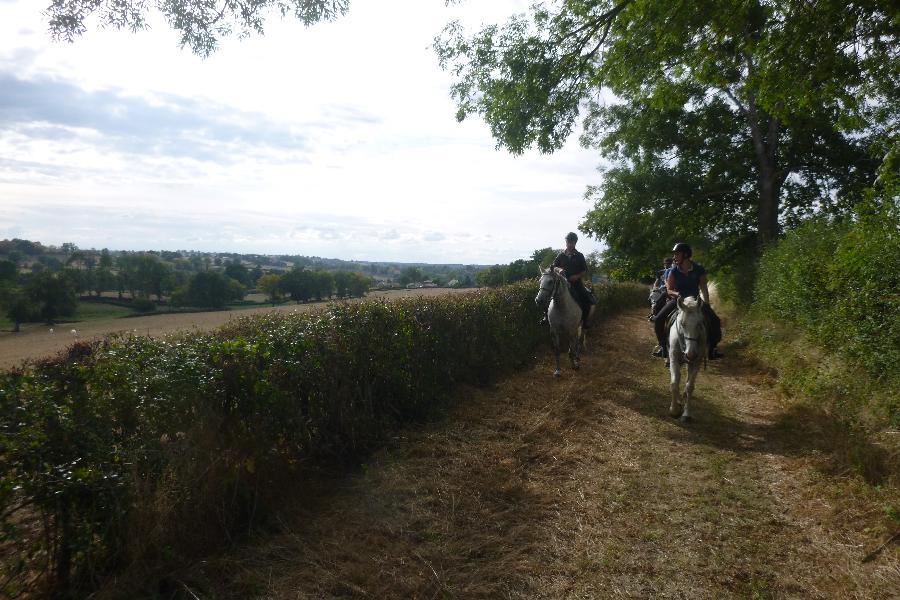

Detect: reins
674,312,707,359
539,271,565,302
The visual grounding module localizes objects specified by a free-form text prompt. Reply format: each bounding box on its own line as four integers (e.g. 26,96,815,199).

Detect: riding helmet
565,232,578,242
671,242,692,257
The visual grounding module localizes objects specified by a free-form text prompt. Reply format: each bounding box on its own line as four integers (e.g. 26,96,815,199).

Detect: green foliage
257,273,282,304
0,281,644,595
437,0,896,267
754,200,900,415
131,297,156,312
45,0,350,57
24,271,79,323
178,271,241,308
477,248,568,288
398,266,424,286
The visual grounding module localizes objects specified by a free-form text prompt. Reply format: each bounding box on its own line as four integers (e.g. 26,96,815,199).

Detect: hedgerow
0,281,644,596
753,198,900,425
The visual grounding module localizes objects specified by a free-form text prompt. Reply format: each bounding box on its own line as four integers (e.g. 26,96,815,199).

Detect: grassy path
162,309,899,599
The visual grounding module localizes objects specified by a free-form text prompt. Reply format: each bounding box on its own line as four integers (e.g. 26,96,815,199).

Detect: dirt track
172,308,899,599
0,288,469,369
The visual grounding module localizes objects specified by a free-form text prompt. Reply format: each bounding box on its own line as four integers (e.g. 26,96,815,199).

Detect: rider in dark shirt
649,257,673,319
552,232,596,328
651,242,723,360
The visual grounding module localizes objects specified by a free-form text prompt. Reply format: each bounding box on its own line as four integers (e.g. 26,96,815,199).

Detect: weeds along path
185,309,899,599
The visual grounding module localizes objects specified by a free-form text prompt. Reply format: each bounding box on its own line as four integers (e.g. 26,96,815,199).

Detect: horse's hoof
669,406,682,418
553,370,561,378
680,414,693,424
572,363,580,371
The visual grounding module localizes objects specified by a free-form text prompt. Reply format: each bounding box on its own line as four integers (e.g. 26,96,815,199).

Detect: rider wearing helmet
552,231,596,329
648,256,674,319
651,242,723,360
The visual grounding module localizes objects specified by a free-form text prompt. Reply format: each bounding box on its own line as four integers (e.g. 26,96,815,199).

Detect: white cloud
0,0,606,264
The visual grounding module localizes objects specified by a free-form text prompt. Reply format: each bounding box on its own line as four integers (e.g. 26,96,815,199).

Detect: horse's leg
551,328,562,377
681,360,699,423
569,327,582,370
669,354,683,417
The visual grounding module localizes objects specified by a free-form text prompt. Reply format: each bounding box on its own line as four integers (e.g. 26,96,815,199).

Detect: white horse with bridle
668,295,708,422
535,267,586,377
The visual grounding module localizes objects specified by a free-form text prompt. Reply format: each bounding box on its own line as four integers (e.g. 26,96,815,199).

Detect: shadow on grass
597,341,893,485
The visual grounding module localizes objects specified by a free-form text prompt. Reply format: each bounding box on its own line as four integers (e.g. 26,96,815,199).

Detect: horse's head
675,295,707,363
535,267,566,310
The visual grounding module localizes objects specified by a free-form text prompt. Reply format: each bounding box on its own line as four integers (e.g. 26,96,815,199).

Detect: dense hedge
753,199,899,422
0,281,644,596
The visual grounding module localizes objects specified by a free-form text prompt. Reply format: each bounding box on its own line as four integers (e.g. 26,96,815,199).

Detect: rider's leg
653,299,677,357
702,304,723,358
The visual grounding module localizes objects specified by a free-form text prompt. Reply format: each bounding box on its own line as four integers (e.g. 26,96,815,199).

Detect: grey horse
667,295,708,422
535,267,589,377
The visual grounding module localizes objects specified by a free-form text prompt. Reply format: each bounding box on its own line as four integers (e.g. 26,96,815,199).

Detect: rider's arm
665,269,678,298
699,274,711,304
568,254,587,282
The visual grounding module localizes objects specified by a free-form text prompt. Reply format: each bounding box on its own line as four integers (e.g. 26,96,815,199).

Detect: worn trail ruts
180,309,900,599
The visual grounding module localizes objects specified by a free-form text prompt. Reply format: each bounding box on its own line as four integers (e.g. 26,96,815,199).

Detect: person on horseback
551,232,596,329
648,257,673,319
651,242,723,360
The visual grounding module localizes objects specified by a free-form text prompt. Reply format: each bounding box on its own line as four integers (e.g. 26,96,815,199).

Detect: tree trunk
746,91,782,247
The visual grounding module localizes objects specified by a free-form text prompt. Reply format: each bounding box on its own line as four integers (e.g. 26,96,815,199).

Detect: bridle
674,310,707,358
538,271,562,302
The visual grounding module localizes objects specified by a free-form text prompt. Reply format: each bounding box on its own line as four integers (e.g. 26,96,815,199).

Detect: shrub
753,199,900,424
131,297,156,312
0,281,645,596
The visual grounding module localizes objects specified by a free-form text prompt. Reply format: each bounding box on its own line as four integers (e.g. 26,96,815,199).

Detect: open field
0,287,472,370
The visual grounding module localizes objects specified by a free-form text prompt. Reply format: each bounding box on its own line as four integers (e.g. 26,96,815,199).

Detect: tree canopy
46,0,350,56
436,0,899,278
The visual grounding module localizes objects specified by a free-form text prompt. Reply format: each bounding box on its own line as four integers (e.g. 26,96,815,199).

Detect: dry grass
0,288,472,370
121,309,900,599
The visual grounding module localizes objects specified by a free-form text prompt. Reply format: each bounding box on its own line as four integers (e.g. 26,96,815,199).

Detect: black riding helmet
565,232,578,242
672,242,692,257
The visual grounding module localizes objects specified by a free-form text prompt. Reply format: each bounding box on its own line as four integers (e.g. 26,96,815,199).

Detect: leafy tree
279,268,314,303
250,264,264,287
92,267,116,297
181,272,234,309
25,271,78,324
99,248,113,268
436,0,898,272
334,271,353,298
531,247,558,270
257,273,282,305
36,255,63,271
347,273,372,298
311,271,334,300
0,259,16,283
118,253,173,299
224,259,252,287
1,284,31,332
398,266,424,285
46,0,350,57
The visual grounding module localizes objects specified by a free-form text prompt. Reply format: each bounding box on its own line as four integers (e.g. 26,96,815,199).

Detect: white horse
535,267,587,377
667,295,708,422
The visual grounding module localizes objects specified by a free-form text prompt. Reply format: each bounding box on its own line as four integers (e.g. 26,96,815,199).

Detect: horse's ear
538,265,544,275
677,295,685,311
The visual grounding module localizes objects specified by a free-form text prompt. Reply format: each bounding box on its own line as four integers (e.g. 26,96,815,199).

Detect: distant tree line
474,247,603,288
0,241,390,329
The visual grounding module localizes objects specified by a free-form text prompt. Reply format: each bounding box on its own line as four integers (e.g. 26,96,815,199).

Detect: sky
0,0,609,265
